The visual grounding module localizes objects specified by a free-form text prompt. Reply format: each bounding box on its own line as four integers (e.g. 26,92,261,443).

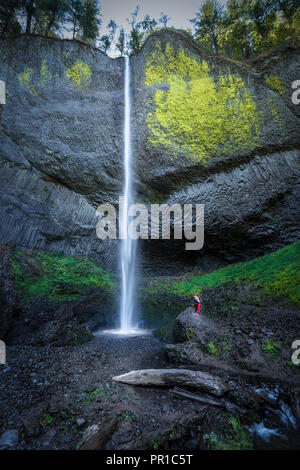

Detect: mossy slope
11,249,116,303
143,241,300,305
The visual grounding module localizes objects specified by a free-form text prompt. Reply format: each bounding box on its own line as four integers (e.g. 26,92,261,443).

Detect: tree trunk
26,11,32,34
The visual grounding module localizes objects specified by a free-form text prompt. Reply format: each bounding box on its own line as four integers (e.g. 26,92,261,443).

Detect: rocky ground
0,301,300,450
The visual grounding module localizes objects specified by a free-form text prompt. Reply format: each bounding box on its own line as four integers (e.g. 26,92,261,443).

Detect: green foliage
186,327,194,341
207,338,232,356
85,386,104,403
11,248,116,303
261,337,281,356
145,42,261,164
204,416,253,450
221,338,233,354
41,413,55,426
116,27,125,56
145,241,300,306
151,439,159,450
0,0,21,36
208,341,219,356
191,0,299,59
265,74,285,95
118,412,136,422
191,0,224,53
79,0,100,43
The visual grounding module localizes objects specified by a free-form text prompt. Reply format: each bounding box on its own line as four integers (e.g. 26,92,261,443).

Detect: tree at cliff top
158,12,171,29
191,0,300,59
191,0,224,54
80,0,101,43
65,0,84,39
0,0,21,36
116,26,125,56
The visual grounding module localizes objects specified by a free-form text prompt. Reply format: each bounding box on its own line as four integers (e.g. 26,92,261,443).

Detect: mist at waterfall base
102,57,149,337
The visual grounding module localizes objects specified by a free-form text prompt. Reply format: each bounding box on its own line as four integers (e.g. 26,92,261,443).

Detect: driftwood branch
112,368,231,397
79,415,119,450
171,386,224,407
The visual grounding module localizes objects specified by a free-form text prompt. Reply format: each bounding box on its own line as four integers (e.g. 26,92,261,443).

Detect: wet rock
0,430,19,449
39,429,57,449
0,244,16,339
173,308,218,344
22,415,40,437
76,418,86,428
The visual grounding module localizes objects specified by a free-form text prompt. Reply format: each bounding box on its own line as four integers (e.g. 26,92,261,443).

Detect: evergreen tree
99,34,110,52
129,28,143,54
107,18,117,42
66,0,83,39
191,0,224,53
37,0,67,36
139,14,157,33
81,0,101,43
0,0,21,36
158,12,170,28
127,6,143,54
278,0,299,24
116,26,125,56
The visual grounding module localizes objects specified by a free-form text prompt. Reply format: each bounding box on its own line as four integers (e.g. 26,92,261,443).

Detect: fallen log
112,368,231,397
171,386,224,407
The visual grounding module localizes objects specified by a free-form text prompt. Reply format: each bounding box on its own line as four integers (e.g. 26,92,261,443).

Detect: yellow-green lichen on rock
265,74,285,96
66,60,91,91
40,58,52,83
145,42,261,163
18,67,38,96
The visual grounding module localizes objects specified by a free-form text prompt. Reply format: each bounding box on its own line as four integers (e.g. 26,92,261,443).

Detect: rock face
0,244,16,339
0,31,299,272
0,35,123,266
131,30,300,265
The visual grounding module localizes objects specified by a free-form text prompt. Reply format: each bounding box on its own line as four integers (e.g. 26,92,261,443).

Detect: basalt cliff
0,29,299,275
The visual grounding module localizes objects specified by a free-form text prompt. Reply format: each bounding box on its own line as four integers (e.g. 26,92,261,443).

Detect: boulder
173,308,219,343
0,430,19,449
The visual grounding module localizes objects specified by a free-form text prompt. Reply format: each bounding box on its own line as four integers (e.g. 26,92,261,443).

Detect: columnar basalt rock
0,31,299,270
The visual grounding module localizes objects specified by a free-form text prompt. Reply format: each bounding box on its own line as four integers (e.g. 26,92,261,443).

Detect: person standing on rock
193,295,201,315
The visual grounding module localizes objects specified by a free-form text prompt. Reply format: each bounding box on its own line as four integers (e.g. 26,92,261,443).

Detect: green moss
18,67,38,95
144,241,300,306
11,249,116,303
204,416,253,450
208,341,219,356
145,42,261,163
265,74,285,96
261,338,281,356
41,413,55,427
66,60,91,91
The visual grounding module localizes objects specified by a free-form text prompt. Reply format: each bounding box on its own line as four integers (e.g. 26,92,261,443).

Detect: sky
100,0,228,55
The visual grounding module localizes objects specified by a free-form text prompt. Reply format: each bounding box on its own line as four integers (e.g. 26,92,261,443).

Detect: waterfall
119,55,137,332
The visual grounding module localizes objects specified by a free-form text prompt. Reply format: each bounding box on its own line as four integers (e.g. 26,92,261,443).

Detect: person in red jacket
193,295,201,315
